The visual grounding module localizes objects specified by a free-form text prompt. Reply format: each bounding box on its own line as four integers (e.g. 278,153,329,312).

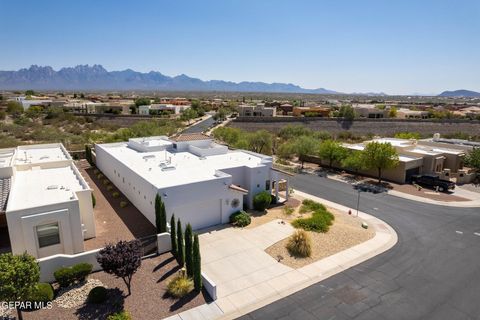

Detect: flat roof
97,141,269,189
7,165,87,211
0,149,15,168
14,145,69,165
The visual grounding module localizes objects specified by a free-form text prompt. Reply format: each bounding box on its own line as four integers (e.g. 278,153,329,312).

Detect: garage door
173,199,222,230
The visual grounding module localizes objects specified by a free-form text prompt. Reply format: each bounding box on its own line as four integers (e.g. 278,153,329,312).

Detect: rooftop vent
47,185,59,190
39,155,50,160
161,166,176,171
143,155,155,160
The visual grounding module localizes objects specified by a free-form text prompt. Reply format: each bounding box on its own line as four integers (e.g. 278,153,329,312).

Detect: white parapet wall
157,232,172,254
37,248,102,283
202,272,217,300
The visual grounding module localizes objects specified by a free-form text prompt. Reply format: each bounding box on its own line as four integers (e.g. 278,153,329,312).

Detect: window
265,180,270,190
36,223,60,248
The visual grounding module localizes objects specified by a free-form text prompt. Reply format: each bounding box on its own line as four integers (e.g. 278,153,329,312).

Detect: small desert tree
155,194,167,233
96,239,142,296
293,135,317,169
362,142,399,183
317,140,347,168
176,219,185,267
184,223,194,277
465,148,480,171
341,152,365,175
170,214,177,257
193,234,202,291
85,145,93,166
0,253,40,320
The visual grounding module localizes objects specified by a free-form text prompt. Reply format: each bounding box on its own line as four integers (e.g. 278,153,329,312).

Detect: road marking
474,232,480,237
456,231,463,234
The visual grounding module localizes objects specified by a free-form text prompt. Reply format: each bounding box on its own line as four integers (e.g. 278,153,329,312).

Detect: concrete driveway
199,221,305,310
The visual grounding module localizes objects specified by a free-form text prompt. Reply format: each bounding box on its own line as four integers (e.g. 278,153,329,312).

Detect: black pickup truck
411,174,455,192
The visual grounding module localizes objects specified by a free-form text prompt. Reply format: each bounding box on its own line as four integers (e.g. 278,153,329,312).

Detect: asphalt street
238,173,480,320
182,115,215,134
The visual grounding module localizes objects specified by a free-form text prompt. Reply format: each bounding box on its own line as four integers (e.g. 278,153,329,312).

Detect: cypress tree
185,223,193,277
170,214,177,257
193,233,202,291
85,145,92,166
155,194,162,233
177,219,184,267
155,195,167,233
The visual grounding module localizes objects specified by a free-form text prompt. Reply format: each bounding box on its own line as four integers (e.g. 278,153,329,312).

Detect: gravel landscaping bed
264,204,375,269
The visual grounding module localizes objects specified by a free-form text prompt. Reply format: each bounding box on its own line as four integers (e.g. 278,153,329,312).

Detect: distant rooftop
171,133,212,142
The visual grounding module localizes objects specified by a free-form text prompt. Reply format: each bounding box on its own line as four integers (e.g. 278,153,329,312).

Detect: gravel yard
257,197,375,269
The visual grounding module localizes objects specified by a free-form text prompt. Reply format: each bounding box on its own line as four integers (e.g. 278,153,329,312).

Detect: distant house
238,104,276,117
0,144,95,258
292,106,330,117
13,96,52,110
277,103,293,115
396,108,429,119
138,104,191,115
352,104,387,118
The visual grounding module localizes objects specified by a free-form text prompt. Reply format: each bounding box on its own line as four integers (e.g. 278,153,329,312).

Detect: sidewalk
163,191,397,320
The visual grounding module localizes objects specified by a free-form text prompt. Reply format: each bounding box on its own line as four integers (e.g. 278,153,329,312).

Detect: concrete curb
164,191,397,320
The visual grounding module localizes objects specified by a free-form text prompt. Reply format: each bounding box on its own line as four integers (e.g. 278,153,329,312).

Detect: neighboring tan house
396,108,429,119
292,106,330,117
1,144,95,258
353,104,387,118
238,104,276,117
139,104,191,115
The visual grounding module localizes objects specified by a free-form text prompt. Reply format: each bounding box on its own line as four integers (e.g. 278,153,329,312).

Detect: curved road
238,173,480,320
182,115,215,134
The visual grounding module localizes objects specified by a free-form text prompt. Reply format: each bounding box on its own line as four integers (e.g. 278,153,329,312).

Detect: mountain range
438,90,480,98
0,65,340,94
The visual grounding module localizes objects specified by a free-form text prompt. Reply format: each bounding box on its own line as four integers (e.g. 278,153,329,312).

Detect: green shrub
292,200,334,233
54,262,93,287
103,179,110,186
91,193,96,208
120,201,128,208
107,311,132,320
286,230,312,257
71,262,93,282
88,286,108,304
167,275,194,298
253,191,272,211
28,283,54,304
106,185,114,191
93,169,100,175
112,191,120,198
270,194,277,205
54,267,75,287
283,206,294,216
97,173,104,179
229,211,251,227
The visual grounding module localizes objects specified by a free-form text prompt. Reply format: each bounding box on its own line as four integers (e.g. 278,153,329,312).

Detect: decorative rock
361,222,369,229
55,279,105,309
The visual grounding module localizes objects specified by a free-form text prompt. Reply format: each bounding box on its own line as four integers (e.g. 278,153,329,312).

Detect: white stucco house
95,134,288,230
0,144,95,258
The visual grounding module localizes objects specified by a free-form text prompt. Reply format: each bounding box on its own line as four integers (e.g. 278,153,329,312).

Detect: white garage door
173,199,222,230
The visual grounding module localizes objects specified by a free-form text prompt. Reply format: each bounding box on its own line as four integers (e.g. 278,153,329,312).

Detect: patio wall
38,248,102,282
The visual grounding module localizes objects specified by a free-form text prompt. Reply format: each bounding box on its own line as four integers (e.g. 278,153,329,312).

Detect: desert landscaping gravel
256,197,375,269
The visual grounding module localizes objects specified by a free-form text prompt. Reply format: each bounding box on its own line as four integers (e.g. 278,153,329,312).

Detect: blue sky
1,0,479,94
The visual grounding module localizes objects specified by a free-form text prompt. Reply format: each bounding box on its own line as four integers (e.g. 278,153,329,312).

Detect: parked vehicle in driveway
411,174,455,192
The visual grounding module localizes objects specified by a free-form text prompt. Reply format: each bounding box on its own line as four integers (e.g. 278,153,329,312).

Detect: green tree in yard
465,148,480,171
338,104,355,120
85,144,93,166
246,130,272,154
193,234,202,291
180,108,199,124
134,97,151,107
388,106,398,118
170,214,177,258
293,135,317,169
317,140,348,168
0,111,6,120
25,90,36,96
25,105,43,119
155,194,167,233
341,152,365,175
277,142,295,160
0,253,40,320
362,142,399,183
184,223,194,277
177,219,185,267
6,101,23,116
